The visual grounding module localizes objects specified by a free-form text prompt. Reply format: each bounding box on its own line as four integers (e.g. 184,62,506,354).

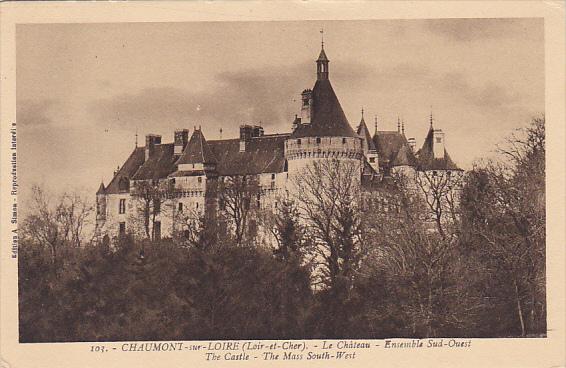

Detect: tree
292,158,365,291
414,169,463,237
217,175,260,246
130,179,174,242
363,174,472,338
21,185,94,264
259,196,307,262
460,116,545,337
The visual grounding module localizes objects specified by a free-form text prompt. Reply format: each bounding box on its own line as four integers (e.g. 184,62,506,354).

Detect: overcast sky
17,19,544,209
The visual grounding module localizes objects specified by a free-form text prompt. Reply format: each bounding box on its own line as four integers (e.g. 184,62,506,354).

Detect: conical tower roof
357,114,377,151
96,181,106,195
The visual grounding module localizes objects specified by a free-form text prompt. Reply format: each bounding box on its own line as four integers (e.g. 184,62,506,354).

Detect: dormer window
118,177,129,192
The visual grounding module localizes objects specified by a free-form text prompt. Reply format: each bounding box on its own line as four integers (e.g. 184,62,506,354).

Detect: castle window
119,199,126,214
316,137,321,144
369,157,375,163
119,222,126,235
271,173,275,180
178,202,183,212
196,202,199,209
297,139,301,145
436,137,442,143
198,177,202,184
342,138,347,144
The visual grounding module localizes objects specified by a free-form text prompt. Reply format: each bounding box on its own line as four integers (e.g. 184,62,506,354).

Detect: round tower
285,44,364,176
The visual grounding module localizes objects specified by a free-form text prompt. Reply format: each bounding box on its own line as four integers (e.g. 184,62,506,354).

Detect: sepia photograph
15,17,547,344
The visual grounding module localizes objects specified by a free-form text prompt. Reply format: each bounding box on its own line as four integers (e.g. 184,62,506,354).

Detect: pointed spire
316,30,329,80
320,27,324,49
360,107,365,123
135,129,138,147
402,118,405,136
429,106,434,127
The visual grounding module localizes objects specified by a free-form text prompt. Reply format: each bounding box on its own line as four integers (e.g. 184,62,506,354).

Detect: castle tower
285,43,364,176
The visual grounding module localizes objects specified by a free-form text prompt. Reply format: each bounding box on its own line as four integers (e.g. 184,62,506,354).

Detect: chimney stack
300,89,313,124
239,124,264,152
145,134,161,161
174,129,189,157
408,137,416,152
432,129,445,159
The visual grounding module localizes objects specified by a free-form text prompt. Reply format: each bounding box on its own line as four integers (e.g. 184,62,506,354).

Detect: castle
95,43,462,241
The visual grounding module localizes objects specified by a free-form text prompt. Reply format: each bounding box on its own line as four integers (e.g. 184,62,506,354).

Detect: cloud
437,72,523,110
425,18,542,42
89,61,370,137
16,99,58,127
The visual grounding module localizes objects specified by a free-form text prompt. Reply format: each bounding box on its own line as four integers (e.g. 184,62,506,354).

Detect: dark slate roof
392,144,418,166
374,131,415,167
96,182,106,195
356,117,377,151
291,79,357,138
317,47,329,62
416,127,461,171
105,147,145,194
207,134,289,176
176,129,217,165
131,144,177,180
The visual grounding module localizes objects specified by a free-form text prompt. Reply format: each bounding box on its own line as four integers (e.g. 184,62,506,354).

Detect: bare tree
291,158,365,291
364,174,471,337
22,185,94,264
414,169,463,237
461,116,546,336
130,179,174,242
217,175,260,246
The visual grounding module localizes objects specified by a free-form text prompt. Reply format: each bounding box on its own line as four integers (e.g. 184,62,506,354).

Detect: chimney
432,129,445,159
240,125,252,152
145,134,161,161
300,89,313,124
408,137,416,152
239,124,264,152
174,129,189,156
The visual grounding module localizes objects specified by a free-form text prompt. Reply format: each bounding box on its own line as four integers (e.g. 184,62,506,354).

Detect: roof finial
135,128,138,147
361,107,364,119
320,28,324,49
397,116,401,133
219,127,223,140
402,118,405,135
430,105,434,127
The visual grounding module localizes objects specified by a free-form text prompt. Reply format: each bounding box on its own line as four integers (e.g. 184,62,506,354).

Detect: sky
16,19,544,211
